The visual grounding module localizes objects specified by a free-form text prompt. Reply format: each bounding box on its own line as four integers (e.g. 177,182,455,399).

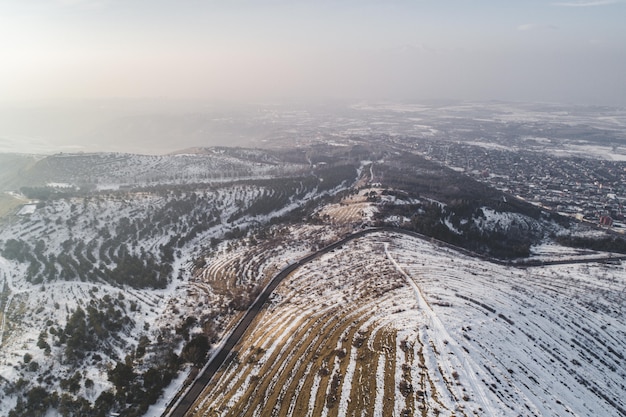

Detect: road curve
162,226,626,417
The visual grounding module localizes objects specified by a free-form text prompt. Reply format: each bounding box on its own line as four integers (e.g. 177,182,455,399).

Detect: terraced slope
187,232,626,417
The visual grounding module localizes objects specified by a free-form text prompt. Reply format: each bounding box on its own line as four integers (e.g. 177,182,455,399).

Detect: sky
1,0,625,106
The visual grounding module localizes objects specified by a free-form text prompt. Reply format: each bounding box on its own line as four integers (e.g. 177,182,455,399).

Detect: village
413,139,626,230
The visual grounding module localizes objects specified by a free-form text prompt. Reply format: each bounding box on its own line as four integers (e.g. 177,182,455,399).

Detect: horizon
2,98,626,156
2,98,626,155
2,0,626,154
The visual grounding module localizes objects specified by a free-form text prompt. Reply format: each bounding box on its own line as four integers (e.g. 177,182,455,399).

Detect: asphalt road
163,228,373,417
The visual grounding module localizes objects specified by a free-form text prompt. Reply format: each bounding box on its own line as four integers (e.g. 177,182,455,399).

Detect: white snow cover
2,166,625,417
0,162,357,416
17,204,36,215
187,231,626,417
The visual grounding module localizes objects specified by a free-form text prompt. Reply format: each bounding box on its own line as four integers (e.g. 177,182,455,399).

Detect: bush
181,334,209,367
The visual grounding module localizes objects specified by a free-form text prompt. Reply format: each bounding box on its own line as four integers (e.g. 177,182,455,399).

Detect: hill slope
189,231,626,417
0,143,624,417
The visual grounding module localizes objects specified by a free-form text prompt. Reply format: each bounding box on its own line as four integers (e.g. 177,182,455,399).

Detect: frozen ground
189,231,626,417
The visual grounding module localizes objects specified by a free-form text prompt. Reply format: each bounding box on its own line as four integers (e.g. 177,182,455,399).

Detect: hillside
0,154,40,194
0,148,360,417
187,231,626,417
3,148,308,191
0,141,624,417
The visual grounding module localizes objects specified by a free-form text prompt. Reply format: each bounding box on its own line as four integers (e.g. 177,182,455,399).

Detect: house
599,215,613,227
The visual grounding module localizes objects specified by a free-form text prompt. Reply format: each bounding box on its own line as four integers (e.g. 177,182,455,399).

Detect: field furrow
186,231,626,417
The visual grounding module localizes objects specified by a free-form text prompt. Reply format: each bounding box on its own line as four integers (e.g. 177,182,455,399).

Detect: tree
108,361,135,392
181,334,209,366
64,307,89,361
93,391,115,417
2,239,30,262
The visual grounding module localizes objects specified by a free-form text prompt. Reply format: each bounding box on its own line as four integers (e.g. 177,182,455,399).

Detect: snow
337,338,357,416
386,242,496,415
17,203,36,215
1,139,625,416
373,354,386,417
0,170,354,415
189,230,626,416
529,240,606,261
143,369,191,417
46,182,74,188
307,373,322,417
466,141,514,151
387,233,626,416
552,143,626,161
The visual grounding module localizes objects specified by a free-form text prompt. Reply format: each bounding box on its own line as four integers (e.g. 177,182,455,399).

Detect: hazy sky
1,0,625,105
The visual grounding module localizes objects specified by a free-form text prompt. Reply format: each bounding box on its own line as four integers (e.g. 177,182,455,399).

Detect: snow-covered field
189,231,626,417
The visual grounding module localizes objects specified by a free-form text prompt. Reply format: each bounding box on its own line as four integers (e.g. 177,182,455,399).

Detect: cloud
553,0,622,6
517,23,558,31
